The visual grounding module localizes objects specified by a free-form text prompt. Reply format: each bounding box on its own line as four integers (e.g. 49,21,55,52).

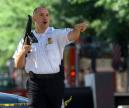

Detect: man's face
33,7,50,28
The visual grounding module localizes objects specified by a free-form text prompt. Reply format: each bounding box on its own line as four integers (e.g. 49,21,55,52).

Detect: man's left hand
74,22,88,32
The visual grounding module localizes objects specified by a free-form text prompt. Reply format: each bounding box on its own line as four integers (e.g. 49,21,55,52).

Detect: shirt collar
33,27,54,35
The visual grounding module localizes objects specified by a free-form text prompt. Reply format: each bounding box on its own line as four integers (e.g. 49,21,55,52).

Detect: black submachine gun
23,15,38,45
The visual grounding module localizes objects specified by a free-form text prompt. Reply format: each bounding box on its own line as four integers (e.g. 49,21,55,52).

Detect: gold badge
48,37,53,44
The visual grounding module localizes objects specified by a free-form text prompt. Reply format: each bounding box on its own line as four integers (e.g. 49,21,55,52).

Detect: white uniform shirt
13,27,73,74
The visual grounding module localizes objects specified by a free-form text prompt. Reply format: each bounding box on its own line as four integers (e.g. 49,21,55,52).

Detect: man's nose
43,17,48,21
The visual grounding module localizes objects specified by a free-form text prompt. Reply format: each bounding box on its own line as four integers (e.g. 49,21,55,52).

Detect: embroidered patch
48,37,53,44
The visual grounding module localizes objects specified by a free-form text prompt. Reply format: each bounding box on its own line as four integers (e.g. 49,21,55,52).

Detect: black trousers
27,72,64,108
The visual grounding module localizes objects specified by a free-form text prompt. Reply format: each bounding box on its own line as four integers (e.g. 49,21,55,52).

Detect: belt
29,71,61,79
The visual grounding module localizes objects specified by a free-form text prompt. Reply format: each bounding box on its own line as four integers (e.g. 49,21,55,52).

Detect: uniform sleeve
12,39,24,59
55,28,74,47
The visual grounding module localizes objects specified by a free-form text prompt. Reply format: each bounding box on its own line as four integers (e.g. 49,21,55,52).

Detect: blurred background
0,0,129,108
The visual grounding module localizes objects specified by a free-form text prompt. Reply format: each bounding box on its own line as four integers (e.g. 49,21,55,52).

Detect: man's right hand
21,45,32,54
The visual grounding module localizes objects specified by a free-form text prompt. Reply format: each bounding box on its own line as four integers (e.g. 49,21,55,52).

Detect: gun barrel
24,15,32,45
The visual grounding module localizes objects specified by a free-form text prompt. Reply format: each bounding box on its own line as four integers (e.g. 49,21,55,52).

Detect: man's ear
32,15,35,22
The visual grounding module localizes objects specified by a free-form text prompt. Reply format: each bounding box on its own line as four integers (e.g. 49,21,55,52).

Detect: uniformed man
13,6,87,108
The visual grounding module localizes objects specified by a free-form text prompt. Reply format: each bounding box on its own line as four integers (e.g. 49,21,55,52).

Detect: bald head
33,6,48,15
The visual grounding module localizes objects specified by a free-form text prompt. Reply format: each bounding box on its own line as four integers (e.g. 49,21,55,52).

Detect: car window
0,77,15,91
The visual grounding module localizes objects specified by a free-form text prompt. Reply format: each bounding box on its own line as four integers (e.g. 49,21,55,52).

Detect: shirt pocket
46,44,56,51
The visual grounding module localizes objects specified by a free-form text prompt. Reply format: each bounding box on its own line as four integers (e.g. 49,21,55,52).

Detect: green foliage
95,0,129,41
96,0,129,21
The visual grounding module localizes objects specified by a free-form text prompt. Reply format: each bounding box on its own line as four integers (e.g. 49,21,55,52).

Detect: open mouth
43,21,47,24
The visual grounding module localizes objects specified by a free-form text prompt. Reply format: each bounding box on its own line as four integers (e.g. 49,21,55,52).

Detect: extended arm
68,22,88,41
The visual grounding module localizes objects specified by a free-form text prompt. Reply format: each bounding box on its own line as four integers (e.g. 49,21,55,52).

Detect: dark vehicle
0,77,15,91
0,76,27,97
0,92,28,108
